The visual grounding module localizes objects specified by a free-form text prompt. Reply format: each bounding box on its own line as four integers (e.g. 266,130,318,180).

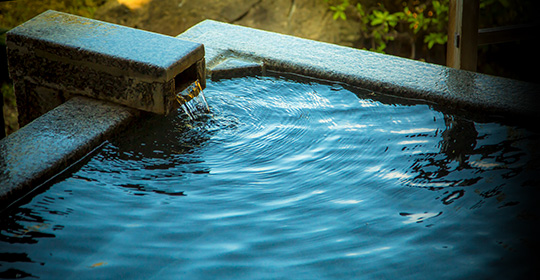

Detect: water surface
1,76,538,279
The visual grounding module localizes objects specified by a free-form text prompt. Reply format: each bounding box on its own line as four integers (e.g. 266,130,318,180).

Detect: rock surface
94,0,362,48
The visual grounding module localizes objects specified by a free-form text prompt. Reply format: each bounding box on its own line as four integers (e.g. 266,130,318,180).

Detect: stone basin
1,11,539,209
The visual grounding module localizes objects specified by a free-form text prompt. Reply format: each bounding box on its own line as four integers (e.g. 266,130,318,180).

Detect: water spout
176,80,210,119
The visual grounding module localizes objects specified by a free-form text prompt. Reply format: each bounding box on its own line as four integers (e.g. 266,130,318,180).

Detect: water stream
0,75,538,279
176,80,210,120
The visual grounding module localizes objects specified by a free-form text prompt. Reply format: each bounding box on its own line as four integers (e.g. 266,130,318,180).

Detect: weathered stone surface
178,20,540,120
7,10,205,126
210,58,263,80
0,96,138,208
3,13,539,208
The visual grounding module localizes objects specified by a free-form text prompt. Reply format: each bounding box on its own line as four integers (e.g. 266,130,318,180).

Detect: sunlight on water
0,75,538,279
399,212,443,224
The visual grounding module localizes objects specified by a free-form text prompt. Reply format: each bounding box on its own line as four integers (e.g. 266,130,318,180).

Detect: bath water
1,75,538,279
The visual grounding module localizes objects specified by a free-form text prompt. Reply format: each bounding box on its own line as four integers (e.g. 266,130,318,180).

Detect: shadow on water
82,104,225,196
106,111,214,161
406,112,540,209
407,115,480,192
440,115,478,169
0,208,55,244
0,206,56,279
0,109,215,279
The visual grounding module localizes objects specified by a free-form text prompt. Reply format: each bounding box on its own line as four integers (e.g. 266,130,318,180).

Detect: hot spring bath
1,75,538,279
1,12,539,280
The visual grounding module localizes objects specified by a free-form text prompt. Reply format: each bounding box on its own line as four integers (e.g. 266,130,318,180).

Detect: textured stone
3,15,539,207
7,10,205,126
178,20,540,120
210,58,263,80
0,96,138,208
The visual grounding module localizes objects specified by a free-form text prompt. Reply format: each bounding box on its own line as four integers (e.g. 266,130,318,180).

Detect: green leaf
393,12,405,19
374,42,387,53
424,32,448,49
371,18,383,25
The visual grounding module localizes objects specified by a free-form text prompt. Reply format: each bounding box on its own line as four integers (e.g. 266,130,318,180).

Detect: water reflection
0,208,55,244
1,76,538,279
408,112,535,207
107,111,214,161
70,110,216,197
118,183,186,197
0,268,37,279
439,115,478,169
0,207,54,278
99,110,215,165
399,211,443,224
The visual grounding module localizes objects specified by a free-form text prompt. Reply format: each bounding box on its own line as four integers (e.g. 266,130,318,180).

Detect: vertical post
447,0,479,71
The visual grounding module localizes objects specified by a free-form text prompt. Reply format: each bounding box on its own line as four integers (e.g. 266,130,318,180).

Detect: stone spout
6,10,205,127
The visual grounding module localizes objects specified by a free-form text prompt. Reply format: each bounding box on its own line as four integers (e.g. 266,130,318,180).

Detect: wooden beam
446,0,479,71
478,24,538,45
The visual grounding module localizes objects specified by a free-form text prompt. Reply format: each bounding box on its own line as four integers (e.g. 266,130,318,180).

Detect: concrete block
7,10,205,126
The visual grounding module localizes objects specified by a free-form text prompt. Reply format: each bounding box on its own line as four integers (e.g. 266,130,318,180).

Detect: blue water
1,76,539,279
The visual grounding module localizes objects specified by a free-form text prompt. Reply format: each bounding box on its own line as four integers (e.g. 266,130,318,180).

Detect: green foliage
325,0,449,56
359,3,402,53
327,0,349,20
424,32,447,49
1,82,15,108
1,81,18,134
325,0,537,63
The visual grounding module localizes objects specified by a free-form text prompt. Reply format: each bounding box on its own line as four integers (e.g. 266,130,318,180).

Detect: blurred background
1,0,539,137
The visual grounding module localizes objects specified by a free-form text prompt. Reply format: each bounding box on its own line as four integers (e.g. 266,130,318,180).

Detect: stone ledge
178,20,540,120
0,96,139,209
210,58,264,80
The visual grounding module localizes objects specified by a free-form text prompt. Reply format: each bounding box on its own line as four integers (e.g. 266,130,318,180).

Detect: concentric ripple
1,75,538,280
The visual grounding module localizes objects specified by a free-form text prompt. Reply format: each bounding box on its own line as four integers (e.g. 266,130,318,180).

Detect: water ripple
1,75,538,279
